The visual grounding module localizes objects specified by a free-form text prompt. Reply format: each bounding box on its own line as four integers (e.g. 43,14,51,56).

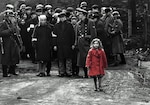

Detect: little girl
86,38,107,91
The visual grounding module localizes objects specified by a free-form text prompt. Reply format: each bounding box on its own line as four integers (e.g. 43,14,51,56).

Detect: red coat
86,48,107,76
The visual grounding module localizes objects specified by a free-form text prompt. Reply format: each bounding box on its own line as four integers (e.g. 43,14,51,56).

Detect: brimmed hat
67,7,74,12
36,4,44,10
5,10,15,17
6,4,14,10
92,5,99,9
76,8,88,14
25,6,32,10
112,11,120,17
45,5,52,10
58,12,66,17
54,8,62,13
80,1,87,7
71,16,77,20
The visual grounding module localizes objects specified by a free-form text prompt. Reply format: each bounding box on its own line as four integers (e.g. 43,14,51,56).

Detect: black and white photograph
0,0,150,105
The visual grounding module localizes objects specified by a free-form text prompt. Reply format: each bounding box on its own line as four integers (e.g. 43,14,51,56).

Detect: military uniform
0,11,20,77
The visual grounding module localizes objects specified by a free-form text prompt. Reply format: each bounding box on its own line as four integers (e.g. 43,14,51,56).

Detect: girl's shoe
98,87,103,92
94,89,98,91
36,73,46,77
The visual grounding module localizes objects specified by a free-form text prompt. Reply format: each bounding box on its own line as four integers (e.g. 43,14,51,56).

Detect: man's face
59,16,66,22
71,19,77,25
40,18,47,25
77,12,84,20
26,10,31,15
8,16,16,23
36,9,43,16
81,6,87,10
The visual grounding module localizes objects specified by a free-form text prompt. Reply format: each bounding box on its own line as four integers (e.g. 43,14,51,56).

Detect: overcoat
75,18,97,67
86,48,107,76
111,19,124,54
95,19,111,56
53,21,75,60
0,20,20,65
32,24,52,61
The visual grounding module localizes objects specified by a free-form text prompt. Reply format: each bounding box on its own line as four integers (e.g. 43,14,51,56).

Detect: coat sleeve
88,20,97,40
0,22,11,37
86,49,92,68
70,23,75,45
101,49,108,68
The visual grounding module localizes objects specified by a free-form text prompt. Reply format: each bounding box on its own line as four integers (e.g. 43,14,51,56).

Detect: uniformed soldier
0,10,20,77
75,8,97,78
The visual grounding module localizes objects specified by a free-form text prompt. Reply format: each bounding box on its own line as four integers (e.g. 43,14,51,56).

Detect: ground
0,60,150,105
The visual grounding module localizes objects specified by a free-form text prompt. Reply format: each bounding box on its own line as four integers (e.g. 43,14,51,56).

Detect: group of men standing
0,1,126,77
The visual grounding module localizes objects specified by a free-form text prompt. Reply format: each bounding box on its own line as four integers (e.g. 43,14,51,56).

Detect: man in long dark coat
0,10,20,77
75,8,97,78
53,12,75,77
32,15,53,77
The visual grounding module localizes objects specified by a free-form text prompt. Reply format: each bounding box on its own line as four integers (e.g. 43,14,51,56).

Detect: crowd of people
0,1,126,82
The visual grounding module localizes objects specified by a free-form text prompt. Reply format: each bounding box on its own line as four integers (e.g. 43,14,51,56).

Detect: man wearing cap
75,8,97,78
44,4,53,24
0,10,20,77
6,4,14,11
101,8,114,64
80,1,88,10
110,11,126,66
53,12,75,77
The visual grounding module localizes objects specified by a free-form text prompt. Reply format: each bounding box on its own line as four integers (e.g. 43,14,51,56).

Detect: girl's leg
98,76,103,91
93,77,98,91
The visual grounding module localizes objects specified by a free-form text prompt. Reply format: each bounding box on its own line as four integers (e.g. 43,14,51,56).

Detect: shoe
98,87,103,92
46,74,51,76
82,75,88,78
36,73,46,77
57,74,65,77
65,73,72,77
12,73,19,76
3,74,11,77
94,89,98,91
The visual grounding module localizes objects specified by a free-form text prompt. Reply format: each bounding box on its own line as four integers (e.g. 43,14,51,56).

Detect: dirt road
0,61,150,105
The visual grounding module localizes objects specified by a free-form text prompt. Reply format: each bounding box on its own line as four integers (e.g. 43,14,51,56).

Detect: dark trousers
72,48,79,76
46,60,51,75
59,59,72,75
2,65,16,76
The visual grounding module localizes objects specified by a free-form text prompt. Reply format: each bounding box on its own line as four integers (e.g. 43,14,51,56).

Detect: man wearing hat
36,4,44,16
80,1,88,10
101,7,114,64
110,11,126,66
6,4,14,11
75,8,97,78
53,12,75,77
0,10,20,77
44,4,53,24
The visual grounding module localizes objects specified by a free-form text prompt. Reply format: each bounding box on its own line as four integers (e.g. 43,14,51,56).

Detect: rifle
0,37,4,54
5,20,23,50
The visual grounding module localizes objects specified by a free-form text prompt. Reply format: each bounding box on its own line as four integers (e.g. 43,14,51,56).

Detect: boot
8,65,18,76
120,53,126,64
2,65,10,77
